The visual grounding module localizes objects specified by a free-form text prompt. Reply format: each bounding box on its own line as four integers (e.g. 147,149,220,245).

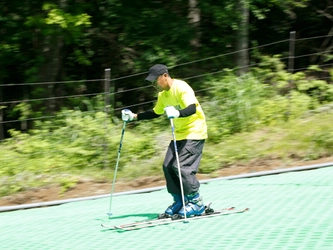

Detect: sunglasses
151,75,161,88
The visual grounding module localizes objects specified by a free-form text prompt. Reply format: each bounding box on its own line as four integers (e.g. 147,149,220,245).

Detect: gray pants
163,139,205,195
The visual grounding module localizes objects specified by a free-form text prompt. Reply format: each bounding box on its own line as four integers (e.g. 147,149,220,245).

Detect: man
121,64,208,218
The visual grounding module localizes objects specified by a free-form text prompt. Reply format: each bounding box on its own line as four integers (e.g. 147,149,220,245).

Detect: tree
188,0,201,49
310,0,333,63
236,0,250,75
0,0,331,139
24,1,92,111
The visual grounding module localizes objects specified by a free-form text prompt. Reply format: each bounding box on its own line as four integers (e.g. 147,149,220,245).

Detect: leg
161,141,183,216
176,140,206,217
176,139,205,195
163,139,205,194
163,141,181,194
162,140,205,216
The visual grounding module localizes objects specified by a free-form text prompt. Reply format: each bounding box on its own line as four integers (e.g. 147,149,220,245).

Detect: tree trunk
235,0,249,76
39,34,63,113
311,6,333,63
188,0,201,48
38,1,65,113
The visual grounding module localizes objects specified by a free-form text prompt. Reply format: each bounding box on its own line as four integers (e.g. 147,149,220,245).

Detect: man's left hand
164,106,180,119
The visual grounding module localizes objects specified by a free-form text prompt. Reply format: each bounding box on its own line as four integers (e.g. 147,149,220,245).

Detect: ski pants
163,139,205,195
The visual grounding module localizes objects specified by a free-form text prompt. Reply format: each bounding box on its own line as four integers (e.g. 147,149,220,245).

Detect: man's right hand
121,109,135,122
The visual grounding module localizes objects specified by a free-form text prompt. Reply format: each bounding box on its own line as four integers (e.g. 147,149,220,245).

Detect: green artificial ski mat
1,166,333,250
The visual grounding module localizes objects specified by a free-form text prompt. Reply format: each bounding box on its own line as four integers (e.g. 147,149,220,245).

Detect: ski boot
175,192,205,219
158,194,184,219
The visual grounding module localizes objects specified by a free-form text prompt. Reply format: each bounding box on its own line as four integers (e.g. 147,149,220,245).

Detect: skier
121,64,208,218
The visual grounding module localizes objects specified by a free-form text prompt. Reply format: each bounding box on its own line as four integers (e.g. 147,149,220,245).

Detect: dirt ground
1,156,333,207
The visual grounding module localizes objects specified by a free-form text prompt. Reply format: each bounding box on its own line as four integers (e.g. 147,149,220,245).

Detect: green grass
201,112,333,171
1,111,333,197
2,67,333,197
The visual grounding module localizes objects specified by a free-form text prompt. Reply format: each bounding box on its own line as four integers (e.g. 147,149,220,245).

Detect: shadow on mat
105,213,159,220
100,213,160,233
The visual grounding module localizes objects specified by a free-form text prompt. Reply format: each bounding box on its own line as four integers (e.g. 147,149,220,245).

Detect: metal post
103,69,111,171
286,31,296,121
104,68,110,114
288,31,296,74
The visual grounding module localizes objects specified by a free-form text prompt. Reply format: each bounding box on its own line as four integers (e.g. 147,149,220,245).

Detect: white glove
164,106,180,119
121,109,135,122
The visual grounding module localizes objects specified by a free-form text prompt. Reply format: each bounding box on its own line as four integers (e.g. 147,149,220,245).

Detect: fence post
286,31,296,121
288,31,296,74
104,68,111,114
103,68,111,169
103,68,111,170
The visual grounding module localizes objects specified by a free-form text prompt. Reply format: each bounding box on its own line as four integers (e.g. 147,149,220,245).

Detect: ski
101,202,217,230
101,205,249,231
117,207,249,231
101,202,213,229
101,216,172,230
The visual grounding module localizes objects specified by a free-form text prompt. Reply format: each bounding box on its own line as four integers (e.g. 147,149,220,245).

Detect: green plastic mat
1,167,333,250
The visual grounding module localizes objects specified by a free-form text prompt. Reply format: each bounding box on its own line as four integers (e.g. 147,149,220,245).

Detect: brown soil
1,157,333,207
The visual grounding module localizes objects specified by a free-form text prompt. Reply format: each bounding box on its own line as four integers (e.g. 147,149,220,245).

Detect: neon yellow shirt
153,79,208,140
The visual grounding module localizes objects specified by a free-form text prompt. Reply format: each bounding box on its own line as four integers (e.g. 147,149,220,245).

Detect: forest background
1,0,333,199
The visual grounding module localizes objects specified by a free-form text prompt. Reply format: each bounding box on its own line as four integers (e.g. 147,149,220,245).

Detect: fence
0,32,333,172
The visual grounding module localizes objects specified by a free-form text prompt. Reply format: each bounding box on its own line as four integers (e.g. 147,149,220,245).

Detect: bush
1,58,333,196
204,72,274,143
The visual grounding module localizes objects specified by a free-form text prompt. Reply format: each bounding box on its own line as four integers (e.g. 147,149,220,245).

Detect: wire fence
0,32,333,142
0,31,333,190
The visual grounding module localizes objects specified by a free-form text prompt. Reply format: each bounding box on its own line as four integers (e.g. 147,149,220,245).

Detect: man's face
152,73,169,91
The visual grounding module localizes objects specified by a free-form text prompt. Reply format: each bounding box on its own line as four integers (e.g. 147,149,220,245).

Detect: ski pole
169,118,188,223
107,121,127,217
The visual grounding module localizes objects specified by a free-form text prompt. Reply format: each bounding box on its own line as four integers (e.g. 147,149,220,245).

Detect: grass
1,111,333,197
86,111,333,179
205,112,333,166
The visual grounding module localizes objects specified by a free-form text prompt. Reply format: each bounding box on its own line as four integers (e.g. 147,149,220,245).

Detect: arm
137,110,161,121
164,104,197,119
121,109,160,122
178,104,196,117
123,103,196,122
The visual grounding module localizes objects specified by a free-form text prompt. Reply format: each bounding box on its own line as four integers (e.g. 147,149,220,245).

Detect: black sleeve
137,110,161,120
178,104,196,117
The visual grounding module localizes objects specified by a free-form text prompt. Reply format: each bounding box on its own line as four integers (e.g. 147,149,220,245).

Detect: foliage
200,53,333,144
1,102,333,196
2,56,333,195
2,0,333,196
2,0,332,143
204,71,274,143
0,107,159,195
199,111,333,174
